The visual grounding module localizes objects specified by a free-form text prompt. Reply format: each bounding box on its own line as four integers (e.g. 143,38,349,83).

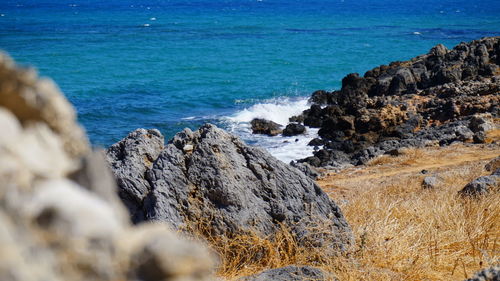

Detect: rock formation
107,124,352,250
292,37,500,167
239,266,327,281
282,123,307,136
0,51,215,281
250,118,283,136
459,158,500,196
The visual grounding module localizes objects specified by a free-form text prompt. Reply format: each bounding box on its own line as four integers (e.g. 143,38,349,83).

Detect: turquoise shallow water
1,0,500,159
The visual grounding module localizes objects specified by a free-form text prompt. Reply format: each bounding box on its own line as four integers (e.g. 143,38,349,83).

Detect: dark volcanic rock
106,128,164,223
251,118,283,136
110,124,352,251
283,123,306,136
297,37,500,167
240,266,327,281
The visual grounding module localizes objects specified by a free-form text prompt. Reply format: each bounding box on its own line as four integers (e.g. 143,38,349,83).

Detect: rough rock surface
106,128,164,223
290,161,321,180
0,51,215,281
459,172,500,196
464,266,500,281
251,118,283,136
282,123,306,136
485,156,500,172
239,266,327,281
422,176,441,189
109,124,352,250
292,37,500,167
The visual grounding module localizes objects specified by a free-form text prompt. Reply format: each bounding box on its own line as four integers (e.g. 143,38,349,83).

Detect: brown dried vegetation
198,143,499,280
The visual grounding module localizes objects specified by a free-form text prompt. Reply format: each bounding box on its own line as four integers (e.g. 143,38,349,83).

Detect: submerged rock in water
282,123,306,136
251,118,283,136
109,124,352,251
0,51,216,281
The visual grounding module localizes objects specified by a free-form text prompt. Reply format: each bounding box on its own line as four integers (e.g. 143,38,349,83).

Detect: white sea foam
223,97,318,163
227,97,309,125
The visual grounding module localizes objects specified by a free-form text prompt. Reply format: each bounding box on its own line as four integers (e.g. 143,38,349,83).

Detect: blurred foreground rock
0,52,216,281
108,124,353,251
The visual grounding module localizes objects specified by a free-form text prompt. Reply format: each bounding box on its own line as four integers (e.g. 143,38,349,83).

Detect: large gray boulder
239,266,327,281
110,124,352,250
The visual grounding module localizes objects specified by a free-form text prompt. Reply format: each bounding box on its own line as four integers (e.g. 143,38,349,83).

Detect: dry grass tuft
190,144,499,280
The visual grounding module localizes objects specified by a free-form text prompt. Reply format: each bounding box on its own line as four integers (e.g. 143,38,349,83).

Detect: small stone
459,175,499,196
182,144,194,152
422,176,440,189
485,156,500,172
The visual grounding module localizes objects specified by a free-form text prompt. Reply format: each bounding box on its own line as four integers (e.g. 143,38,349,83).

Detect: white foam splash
223,97,318,163
227,97,309,126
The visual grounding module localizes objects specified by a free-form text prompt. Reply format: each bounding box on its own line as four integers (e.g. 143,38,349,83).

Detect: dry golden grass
198,143,499,281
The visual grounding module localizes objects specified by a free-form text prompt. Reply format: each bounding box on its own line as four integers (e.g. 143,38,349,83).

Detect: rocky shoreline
250,37,499,169
0,37,499,280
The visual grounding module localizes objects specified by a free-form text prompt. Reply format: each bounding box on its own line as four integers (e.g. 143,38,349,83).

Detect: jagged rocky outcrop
239,266,328,281
293,37,500,167
107,124,352,250
0,52,215,281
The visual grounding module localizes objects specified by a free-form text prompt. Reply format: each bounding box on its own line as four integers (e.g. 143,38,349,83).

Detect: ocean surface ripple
1,0,499,161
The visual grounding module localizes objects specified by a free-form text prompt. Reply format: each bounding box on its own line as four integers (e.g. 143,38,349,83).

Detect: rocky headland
275,37,500,168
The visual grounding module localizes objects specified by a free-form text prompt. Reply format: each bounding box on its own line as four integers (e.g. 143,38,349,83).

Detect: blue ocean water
1,0,500,160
